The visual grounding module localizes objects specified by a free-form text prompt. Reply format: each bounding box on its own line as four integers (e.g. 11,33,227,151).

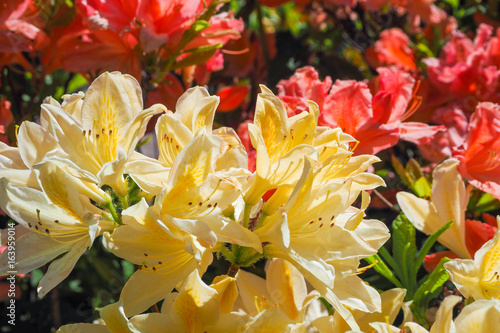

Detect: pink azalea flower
453,102,500,199
276,66,442,155
424,24,500,114
0,0,46,53
365,28,416,71
0,98,14,145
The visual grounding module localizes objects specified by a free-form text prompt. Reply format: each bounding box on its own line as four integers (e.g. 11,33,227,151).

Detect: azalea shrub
1,0,500,332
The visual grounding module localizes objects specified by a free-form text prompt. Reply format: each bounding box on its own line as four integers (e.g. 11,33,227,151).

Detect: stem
242,203,252,229
106,202,121,225
121,195,129,210
220,244,235,263
254,212,268,230
227,264,240,277
240,251,263,267
373,189,399,213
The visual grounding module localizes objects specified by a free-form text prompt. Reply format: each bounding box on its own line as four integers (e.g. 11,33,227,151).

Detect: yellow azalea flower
41,72,166,196
444,222,500,300
396,158,471,259
156,86,219,168
328,288,406,333
58,272,248,333
0,121,63,189
244,86,319,206
236,259,308,320
130,87,247,196
0,162,114,297
155,134,261,251
253,157,387,330
385,297,500,333
103,199,213,317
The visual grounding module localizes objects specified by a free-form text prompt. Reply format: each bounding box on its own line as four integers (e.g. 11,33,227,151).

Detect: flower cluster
2,1,500,332
0,72,390,331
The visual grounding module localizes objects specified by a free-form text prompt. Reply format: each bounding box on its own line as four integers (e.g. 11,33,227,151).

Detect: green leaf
413,220,454,278
443,0,459,10
413,176,432,198
171,44,222,70
406,158,423,181
392,155,414,188
413,257,451,311
364,254,403,288
416,42,434,57
471,192,500,213
392,213,417,292
67,74,89,93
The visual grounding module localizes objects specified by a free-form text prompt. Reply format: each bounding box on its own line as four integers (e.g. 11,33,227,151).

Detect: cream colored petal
125,157,170,197
397,191,471,258
286,111,316,148
266,258,308,320
57,323,109,333
0,227,71,275
455,299,500,333
41,104,92,172
200,214,262,252
168,270,221,332
156,112,193,167
405,322,430,333
350,287,405,331
0,179,92,246
213,127,248,170
205,312,251,333
166,215,216,247
120,263,198,317
267,145,318,187
431,159,468,254
236,269,274,316
81,72,134,135
368,322,402,333
35,161,86,218
353,219,390,251
175,86,217,133
0,142,38,187
121,103,166,156
333,275,381,313
60,91,85,119
429,295,460,333
37,239,89,297
396,192,435,235
254,89,288,161
248,123,271,177
128,313,172,333
98,147,128,196
18,121,63,168
243,307,294,332
210,275,238,314
444,259,481,299
99,300,139,333
476,229,500,299
291,225,377,262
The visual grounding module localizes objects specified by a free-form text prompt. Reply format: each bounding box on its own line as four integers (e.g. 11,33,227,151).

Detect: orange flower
453,102,500,199
365,28,416,71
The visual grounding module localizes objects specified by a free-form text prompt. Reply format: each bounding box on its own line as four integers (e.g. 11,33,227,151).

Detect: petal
37,240,89,297
0,227,71,275
120,263,197,317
